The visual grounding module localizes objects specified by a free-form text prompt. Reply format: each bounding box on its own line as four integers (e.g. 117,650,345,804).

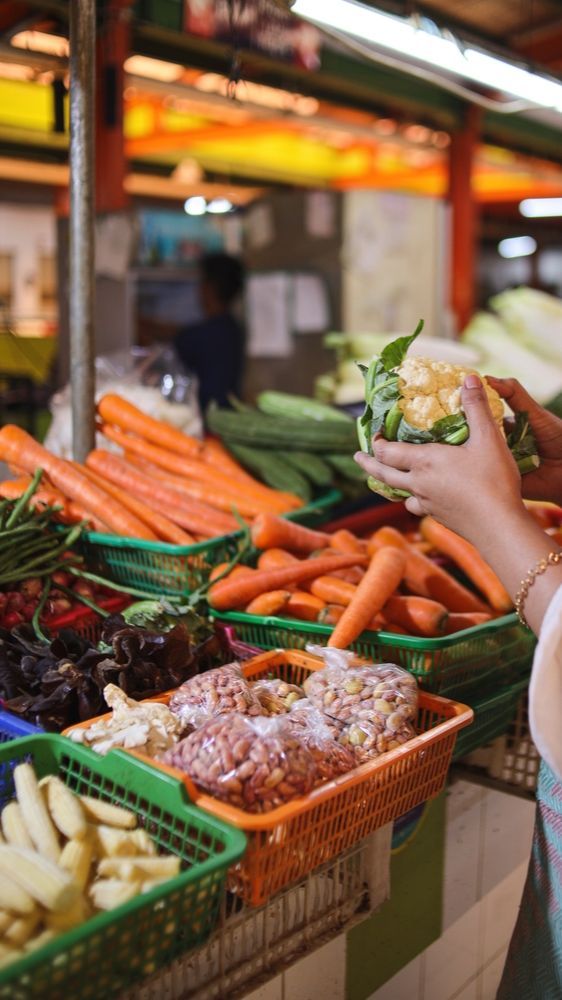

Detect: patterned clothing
497,762,562,998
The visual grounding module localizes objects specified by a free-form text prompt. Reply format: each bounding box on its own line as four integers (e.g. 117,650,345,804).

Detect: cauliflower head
397,357,505,431
357,321,539,501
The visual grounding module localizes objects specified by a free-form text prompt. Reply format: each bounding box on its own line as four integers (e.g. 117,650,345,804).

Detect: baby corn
13,764,61,863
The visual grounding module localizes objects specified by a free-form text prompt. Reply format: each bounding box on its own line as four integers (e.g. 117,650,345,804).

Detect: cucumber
207,405,357,452
325,453,367,482
277,451,333,488
257,391,352,424
228,444,312,501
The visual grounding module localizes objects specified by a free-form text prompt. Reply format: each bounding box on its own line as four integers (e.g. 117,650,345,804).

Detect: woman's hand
486,376,562,506
354,374,525,544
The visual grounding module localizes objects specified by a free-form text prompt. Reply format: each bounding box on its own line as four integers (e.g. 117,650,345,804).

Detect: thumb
461,374,497,440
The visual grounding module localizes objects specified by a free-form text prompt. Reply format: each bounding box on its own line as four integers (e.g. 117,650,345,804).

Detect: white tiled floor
283,934,347,1000
367,781,533,1000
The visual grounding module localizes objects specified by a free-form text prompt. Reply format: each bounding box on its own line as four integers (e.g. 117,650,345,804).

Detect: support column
69,0,96,461
448,105,481,335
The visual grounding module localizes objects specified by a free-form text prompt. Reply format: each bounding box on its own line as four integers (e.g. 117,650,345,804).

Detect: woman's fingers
354,451,412,492
405,495,425,517
371,437,418,471
486,376,540,416
461,375,499,440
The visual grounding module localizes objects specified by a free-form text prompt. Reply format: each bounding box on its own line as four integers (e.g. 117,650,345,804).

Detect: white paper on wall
305,190,336,239
95,214,134,279
245,202,275,250
246,272,292,357
293,273,330,332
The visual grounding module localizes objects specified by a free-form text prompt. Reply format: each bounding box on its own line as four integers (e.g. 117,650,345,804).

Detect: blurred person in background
174,252,246,417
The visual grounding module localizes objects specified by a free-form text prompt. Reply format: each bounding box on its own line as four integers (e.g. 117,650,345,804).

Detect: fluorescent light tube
291,0,562,112
520,198,562,218
498,236,537,258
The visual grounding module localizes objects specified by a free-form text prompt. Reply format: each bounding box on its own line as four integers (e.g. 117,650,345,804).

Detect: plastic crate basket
79,490,341,599
453,679,529,761
213,611,536,699
0,734,246,1000
130,649,472,906
0,709,40,743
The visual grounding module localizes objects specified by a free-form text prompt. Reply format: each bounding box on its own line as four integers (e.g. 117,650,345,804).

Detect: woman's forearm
462,502,562,636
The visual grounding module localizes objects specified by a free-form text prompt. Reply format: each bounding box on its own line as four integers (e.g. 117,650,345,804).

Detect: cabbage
490,287,562,367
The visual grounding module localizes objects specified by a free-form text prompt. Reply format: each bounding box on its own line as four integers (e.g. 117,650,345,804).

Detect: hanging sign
184,0,321,69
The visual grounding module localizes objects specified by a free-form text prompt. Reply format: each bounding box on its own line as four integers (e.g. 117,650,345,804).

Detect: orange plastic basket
71,649,472,905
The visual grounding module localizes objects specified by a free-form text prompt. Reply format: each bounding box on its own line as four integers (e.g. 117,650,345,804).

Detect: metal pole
69,0,96,461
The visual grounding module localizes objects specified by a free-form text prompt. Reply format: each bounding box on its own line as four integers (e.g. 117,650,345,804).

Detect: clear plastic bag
164,712,317,813
338,717,417,761
250,678,306,716
45,346,202,458
303,646,418,726
168,663,264,729
284,702,356,783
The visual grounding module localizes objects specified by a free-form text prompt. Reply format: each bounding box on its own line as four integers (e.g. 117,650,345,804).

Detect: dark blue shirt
175,313,245,416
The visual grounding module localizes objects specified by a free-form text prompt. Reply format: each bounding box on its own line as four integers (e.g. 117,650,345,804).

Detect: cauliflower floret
401,395,446,430
397,357,504,432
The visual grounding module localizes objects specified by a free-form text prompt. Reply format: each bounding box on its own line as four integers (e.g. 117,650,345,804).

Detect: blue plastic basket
0,708,41,743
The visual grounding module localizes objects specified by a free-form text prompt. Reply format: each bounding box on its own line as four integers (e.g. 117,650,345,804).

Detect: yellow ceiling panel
0,79,53,131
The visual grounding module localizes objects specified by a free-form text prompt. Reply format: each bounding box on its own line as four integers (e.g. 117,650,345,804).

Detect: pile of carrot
207,511,520,648
0,394,305,543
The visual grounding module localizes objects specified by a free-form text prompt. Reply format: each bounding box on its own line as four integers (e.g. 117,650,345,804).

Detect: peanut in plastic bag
283,702,356,783
168,662,264,729
303,645,418,726
164,712,317,813
339,717,417,761
250,678,306,716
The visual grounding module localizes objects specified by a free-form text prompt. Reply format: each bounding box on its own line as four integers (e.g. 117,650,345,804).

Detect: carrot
371,525,491,614
208,553,368,611
86,450,239,537
251,513,330,554
245,590,292,616
318,604,346,626
329,529,367,554
443,611,493,634
310,576,357,606
98,393,202,458
102,424,298,515
325,565,365,585
420,517,513,613
66,501,111,533
367,613,408,635
382,595,449,637
210,562,256,582
0,425,156,540
257,548,299,571
0,476,67,510
77,463,194,545
285,591,325,621
328,546,407,648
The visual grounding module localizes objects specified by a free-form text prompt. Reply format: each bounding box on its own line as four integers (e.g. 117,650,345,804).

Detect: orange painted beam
125,119,305,157
448,106,480,335
95,0,133,214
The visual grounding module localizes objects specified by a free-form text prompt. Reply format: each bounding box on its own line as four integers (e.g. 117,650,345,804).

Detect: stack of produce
0,610,232,731
0,393,305,544
70,655,420,812
206,392,365,501
205,511,525,643
0,761,181,966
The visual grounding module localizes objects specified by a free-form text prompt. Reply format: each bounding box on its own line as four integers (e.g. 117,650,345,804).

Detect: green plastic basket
453,679,529,760
78,490,341,598
0,735,246,1000
213,612,536,699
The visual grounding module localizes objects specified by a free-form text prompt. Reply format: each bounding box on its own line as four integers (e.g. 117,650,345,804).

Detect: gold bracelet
515,550,562,628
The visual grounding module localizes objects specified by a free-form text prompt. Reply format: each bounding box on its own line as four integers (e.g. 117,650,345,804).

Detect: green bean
31,577,52,644
4,469,44,529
